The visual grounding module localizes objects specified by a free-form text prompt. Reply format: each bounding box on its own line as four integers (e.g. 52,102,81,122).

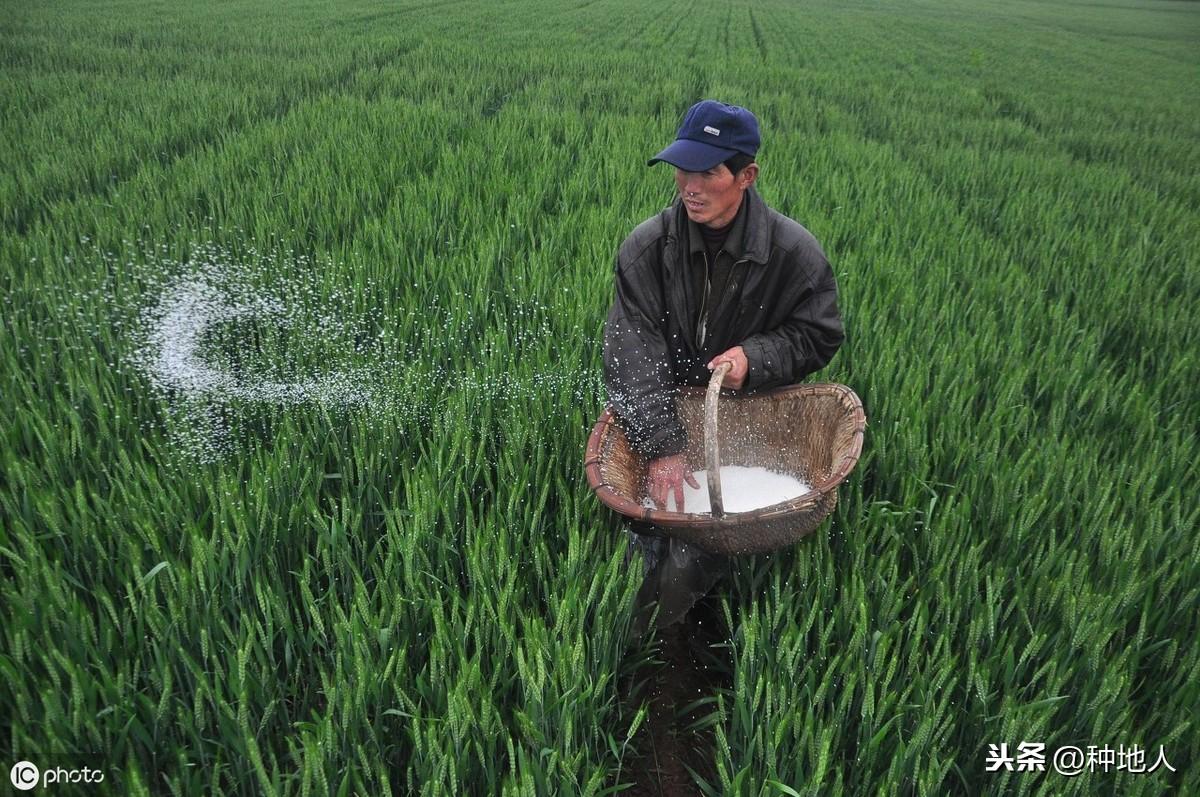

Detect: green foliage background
2,0,1197,794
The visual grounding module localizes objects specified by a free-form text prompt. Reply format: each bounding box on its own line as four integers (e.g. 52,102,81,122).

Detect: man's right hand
646,453,701,513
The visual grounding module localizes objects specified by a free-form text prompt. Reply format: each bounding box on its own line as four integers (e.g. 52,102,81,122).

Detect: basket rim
584,381,866,528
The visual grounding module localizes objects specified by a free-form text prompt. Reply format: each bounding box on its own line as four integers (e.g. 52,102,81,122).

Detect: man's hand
707,346,749,390
646,453,701,513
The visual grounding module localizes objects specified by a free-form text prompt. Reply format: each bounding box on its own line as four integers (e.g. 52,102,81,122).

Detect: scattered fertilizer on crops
59,236,603,462
642,465,812,514
134,267,376,406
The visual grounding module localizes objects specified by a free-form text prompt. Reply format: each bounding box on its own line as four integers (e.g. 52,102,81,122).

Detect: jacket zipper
698,254,748,350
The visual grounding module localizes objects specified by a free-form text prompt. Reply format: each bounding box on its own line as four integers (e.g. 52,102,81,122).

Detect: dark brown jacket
602,186,844,460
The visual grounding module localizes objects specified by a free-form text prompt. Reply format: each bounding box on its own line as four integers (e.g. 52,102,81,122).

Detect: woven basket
585,364,866,556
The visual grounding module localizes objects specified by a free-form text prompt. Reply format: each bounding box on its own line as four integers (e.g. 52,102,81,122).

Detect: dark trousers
625,524,730,637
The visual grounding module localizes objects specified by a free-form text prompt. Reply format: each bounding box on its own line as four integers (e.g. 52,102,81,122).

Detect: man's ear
740,163,759,189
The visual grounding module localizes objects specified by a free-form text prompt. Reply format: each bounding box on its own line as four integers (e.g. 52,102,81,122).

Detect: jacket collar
686,190,748,259
672,185,771,264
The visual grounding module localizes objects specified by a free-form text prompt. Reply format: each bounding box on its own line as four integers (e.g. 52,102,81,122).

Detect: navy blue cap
648,100,760,170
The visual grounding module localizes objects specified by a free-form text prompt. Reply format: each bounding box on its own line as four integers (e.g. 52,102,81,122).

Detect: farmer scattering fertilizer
601,100,846,633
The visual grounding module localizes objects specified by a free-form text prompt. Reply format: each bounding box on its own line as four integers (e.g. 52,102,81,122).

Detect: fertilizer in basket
641,465,812,514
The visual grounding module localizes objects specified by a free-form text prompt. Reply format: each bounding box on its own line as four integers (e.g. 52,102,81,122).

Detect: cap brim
647,138,740,170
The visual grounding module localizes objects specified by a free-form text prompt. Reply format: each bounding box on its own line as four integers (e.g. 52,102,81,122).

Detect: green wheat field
2,0,1197,794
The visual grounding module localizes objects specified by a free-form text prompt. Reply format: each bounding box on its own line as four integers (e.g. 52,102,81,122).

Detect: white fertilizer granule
641,465,812,514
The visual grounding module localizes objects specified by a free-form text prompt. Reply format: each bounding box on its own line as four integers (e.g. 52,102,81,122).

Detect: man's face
674,163,754,228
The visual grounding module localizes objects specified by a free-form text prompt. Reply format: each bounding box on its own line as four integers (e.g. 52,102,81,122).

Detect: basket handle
704,362,731,517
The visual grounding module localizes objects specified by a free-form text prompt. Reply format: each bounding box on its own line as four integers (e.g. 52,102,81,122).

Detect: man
602,100,845,633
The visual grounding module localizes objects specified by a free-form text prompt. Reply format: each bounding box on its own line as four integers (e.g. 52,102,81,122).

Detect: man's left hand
707,346,749,390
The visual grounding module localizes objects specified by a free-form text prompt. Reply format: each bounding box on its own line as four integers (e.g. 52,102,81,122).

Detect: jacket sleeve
740,239,845,392
602,244,688,461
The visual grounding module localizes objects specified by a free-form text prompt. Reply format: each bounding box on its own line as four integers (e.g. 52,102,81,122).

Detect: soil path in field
617,592,732,796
